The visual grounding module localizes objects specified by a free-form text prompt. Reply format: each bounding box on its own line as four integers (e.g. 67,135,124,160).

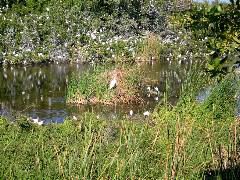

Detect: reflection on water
0,61,188,123
0,63,87,123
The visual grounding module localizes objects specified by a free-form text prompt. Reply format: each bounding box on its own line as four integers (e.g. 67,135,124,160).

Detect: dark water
0,61,186,123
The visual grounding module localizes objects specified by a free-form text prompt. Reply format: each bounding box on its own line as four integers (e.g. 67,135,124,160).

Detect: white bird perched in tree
129,110,133,116
109,77,117,89
143,111,150,117
72,116,77,121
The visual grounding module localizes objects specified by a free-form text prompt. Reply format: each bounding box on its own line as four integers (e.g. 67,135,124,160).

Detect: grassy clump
1,73,240,179
67,65,143,105
153,73,240,178
136,33,162,61
202,74,239,119
0,115,165,179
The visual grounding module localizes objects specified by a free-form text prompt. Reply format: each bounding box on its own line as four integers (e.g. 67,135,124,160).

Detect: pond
0,61,187,124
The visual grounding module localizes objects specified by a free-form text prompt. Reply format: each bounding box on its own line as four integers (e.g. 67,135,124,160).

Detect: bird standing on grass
109,77,117,89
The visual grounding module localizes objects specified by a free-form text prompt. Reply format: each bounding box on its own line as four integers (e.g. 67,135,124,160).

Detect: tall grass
0,114,164,179
1,72,240,179
67,66,111,104
67,65,143,104
136,33,162,61
154,72,240,178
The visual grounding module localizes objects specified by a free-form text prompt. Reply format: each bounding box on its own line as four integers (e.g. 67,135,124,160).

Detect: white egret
37,120,44,126
154,87,159,92
129,110,133,116
31,117,44,126
109,77,117,89
73,116,77,121
3,73,7,79
147,86,151,91
143,111,150,117
32,117,39,124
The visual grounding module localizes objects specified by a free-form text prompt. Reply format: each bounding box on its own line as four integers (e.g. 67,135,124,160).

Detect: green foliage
67,65,143,104
0,0,167,64
153,72,240,178
67,67,110,102
2,71,240,179
182,3,240,76
201,74,239,119
0,115,163,179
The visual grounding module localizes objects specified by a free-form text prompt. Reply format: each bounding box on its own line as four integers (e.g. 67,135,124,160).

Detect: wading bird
31,117,44,126
109,77,117,89
143,111,150,117
129,110,133,116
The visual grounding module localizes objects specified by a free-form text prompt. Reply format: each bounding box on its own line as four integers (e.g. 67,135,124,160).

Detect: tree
230,0,240,9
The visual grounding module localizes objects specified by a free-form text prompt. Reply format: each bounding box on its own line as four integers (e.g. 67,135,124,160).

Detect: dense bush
0,0,168,64
171,2,240,77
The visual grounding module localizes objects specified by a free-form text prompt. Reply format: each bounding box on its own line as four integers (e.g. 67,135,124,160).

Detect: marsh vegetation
0,0,240,179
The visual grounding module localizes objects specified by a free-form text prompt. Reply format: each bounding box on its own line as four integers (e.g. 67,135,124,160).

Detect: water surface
0,61,187,123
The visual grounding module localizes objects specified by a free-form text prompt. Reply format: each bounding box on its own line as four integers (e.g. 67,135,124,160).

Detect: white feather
32,117,39,124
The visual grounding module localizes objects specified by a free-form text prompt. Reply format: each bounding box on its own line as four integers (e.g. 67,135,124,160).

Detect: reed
1,73,240,179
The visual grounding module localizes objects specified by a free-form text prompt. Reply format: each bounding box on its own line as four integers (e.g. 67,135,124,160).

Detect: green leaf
216,5,222,13
207,63,215,70
233,36,240,44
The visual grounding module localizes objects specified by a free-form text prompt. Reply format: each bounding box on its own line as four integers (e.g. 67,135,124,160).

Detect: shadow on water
0,61,188,123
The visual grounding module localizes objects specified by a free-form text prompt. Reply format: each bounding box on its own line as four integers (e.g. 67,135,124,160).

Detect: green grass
153,73,240,178
0,114,164,179
67,67,110,103
1,73,240,179
67,65,143,104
